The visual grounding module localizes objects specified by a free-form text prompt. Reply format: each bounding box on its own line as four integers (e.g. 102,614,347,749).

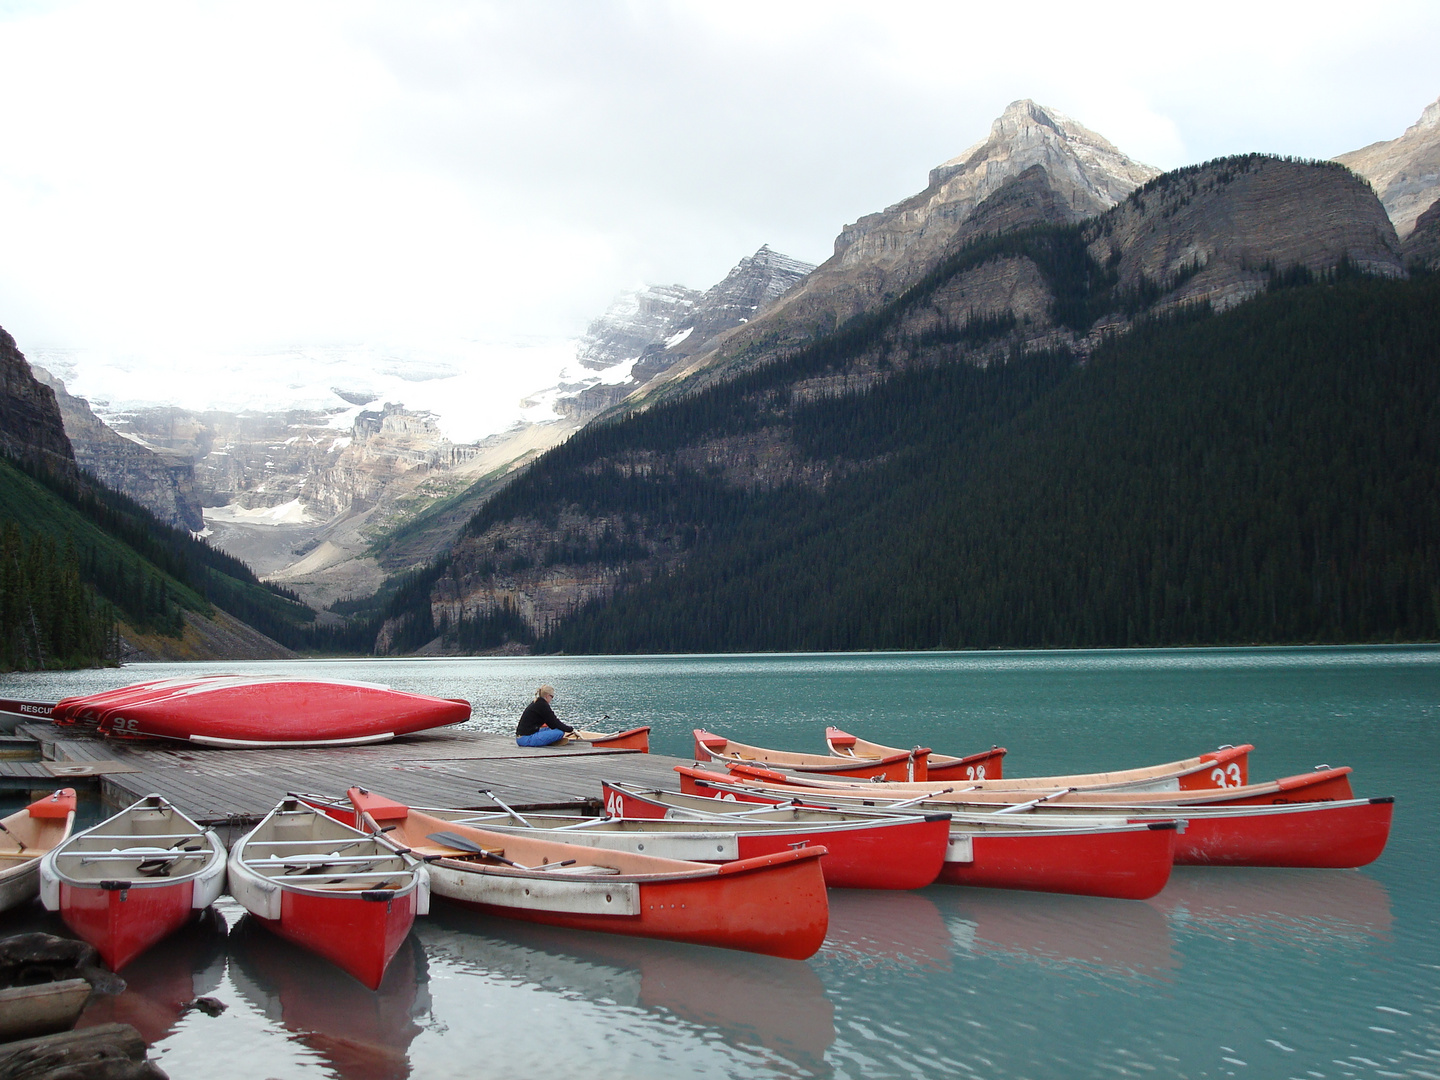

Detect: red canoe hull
597,783,948,889
694,729,921,781
922,748,1008,782
59,880,196,972
587,727,651,752
675,766,1386,869
1166,798,1393,868
938,825,1177,900
90,679,471,746
256,887,418,991
441,849,830,960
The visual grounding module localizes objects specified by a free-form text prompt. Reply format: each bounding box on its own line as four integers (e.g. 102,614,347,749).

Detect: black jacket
516,697,573,737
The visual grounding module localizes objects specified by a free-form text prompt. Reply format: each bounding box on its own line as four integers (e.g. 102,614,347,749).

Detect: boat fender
229,867,281,921
414,863,430,915
38,854,60,911
193,835,227,908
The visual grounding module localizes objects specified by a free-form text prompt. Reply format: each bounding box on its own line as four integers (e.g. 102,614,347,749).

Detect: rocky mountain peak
831,100,1158,275
576,284,701,373
0,326,77,480
1335,94,1440,238
550,245,815,419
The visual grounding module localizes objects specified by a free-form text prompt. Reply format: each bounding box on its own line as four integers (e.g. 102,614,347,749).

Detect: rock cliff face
552,246,815,419
0,326,76,479
427,148,1410,650
841,99,1158,271
1088,156,1404,313
1336,96,1440,238
645,100,1160,396
1402,197,1440,269
30,366,204,530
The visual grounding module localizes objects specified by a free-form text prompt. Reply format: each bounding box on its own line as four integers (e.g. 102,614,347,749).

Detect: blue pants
516,728,566,747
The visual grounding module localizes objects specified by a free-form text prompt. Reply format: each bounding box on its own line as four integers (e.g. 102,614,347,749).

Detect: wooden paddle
425,832,575,872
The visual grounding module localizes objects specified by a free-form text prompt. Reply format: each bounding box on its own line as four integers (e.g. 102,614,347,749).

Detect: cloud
0,0,1436,407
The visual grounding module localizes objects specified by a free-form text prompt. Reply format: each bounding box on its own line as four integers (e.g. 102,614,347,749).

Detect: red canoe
349,788,830,959
602,781,1175,900
577,727,651,752
39,795,227,971
589,782,949,889
306,787,947,891
694,729,925,781
67,677,472,747
710,760,1352,806
0,789,77,913
227,799,429,990
671,766,1384,867
826,727,1007,781
52,677,230,726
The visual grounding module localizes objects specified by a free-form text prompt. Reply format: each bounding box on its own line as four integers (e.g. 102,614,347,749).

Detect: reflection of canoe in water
228,913,429,1080
934,887,1178,975
74,906,227,1045
1151,866,1393,946
419,904,835,1069
823,889,953,970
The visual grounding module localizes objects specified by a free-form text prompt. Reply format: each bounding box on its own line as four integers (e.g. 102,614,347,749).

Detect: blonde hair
535,684,555,701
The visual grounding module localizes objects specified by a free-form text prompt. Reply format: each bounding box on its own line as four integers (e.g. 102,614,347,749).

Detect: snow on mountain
28,337,580,445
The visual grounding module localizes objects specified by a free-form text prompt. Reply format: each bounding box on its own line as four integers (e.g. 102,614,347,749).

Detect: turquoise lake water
1,646,1436,1079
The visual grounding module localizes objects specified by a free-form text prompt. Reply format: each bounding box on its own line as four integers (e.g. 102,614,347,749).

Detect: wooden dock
1,724,695,840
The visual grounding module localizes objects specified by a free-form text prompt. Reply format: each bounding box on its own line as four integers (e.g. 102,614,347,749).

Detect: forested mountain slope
376,262,1439,654
364,150,1424,656
544,272,1440,651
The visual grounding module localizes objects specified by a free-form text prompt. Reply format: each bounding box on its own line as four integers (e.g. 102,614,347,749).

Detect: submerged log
0,935,123,996
0,1022,166,1079
0,979,91,1042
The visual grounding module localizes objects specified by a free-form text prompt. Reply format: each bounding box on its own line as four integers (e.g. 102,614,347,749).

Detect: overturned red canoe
72,677,471,747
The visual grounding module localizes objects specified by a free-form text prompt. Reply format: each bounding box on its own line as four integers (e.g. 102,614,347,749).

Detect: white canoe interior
0,803,73,869
229,802,427,923
40,795,226,908
0,793,76,909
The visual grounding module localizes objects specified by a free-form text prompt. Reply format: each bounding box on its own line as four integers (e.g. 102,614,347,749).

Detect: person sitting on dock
515,685,575,747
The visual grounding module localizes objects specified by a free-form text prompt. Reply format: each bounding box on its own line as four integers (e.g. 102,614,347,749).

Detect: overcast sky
1,0,1437,376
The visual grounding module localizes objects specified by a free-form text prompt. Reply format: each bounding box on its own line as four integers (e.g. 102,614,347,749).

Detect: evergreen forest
419,270,1440,654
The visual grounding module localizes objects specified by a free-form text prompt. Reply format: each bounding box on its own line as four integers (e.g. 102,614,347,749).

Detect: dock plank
13,724,703,830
